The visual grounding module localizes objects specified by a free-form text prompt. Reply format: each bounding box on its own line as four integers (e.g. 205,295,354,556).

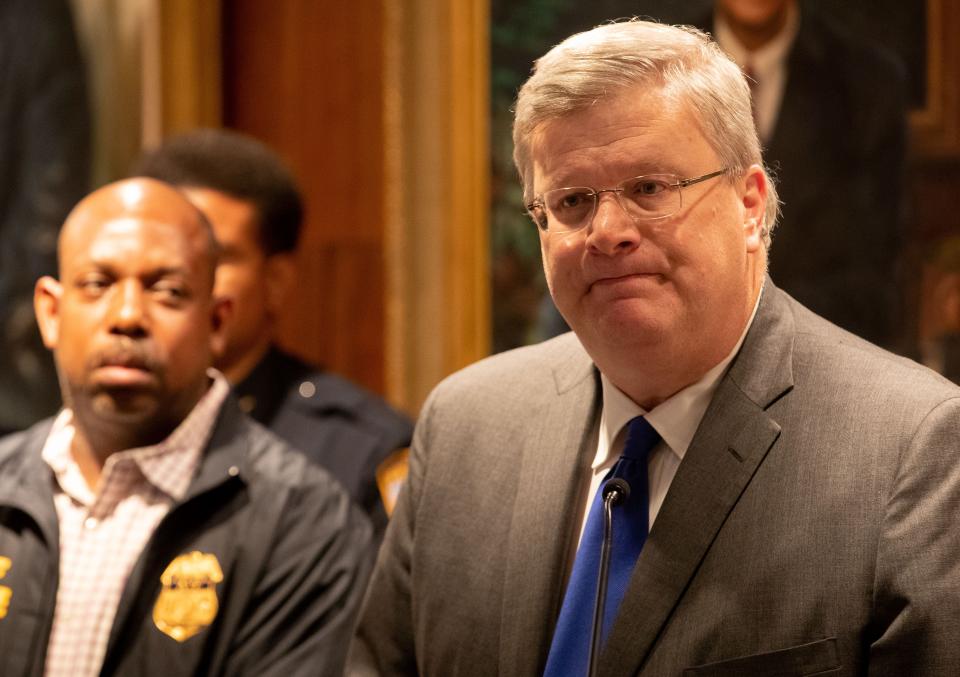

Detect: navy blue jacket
234,346,414,537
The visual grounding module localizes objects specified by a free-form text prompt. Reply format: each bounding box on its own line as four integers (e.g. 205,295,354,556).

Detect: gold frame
910,0,960,157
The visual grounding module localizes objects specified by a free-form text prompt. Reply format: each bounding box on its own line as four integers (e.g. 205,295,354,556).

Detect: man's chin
87,388,161,421
573,299,674,342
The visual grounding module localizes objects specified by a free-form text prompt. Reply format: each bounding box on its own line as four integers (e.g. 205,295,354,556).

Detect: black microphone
602,478,630,506
587,477,632,677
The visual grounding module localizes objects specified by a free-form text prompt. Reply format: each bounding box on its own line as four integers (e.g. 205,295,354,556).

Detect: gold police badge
153,551,224,642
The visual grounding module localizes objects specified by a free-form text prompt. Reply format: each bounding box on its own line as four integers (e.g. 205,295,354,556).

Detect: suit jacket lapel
498,335,601,675
601,283,796,676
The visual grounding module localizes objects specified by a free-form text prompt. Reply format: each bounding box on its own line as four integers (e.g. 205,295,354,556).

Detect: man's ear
209,295,233,361
34,276,63,350
741,164,767,253
264,253,297,316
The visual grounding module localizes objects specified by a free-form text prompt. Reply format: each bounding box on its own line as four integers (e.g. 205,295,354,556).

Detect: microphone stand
587,478,630,677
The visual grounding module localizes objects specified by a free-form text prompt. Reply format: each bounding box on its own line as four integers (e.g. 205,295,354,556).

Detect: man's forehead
181,187,259,237
61,216,203,269
62,178,204,240
79,179,200,219
530,91,704,183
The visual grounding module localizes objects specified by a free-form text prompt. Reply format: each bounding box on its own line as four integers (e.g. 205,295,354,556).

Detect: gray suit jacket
349,284,960,676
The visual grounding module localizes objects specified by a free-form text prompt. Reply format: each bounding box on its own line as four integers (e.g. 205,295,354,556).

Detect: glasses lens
544,188,595,230
619,176,678,220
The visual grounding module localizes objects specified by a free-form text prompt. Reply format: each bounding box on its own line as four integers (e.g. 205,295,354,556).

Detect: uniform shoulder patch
0,556,11,619
376,448,410,516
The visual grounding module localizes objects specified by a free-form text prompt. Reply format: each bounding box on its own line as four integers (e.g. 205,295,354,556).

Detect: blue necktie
543,416,660,677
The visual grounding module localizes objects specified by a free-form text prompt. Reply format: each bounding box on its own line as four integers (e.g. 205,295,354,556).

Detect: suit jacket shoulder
429,331,594,408
350,333,601,676
745,284,955,407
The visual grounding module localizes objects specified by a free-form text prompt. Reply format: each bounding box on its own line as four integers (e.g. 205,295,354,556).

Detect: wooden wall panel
222,0,388,395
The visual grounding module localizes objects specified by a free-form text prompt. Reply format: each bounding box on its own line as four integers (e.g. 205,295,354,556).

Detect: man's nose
108,280,148,337
584,191,642,256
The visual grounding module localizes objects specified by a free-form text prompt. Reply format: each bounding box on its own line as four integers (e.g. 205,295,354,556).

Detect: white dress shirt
577,293,762,546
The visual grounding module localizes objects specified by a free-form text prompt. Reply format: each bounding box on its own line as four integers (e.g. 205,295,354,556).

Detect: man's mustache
89,340,161,373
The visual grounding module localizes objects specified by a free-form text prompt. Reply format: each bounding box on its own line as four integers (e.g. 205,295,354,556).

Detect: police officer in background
133,130,413,536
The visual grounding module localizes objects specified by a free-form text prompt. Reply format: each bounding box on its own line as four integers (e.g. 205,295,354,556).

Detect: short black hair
131,128,304,255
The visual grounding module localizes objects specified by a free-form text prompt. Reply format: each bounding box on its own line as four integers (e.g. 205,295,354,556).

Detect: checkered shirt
41,371,230,677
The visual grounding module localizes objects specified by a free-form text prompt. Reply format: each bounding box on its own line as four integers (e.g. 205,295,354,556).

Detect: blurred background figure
691,0,908,350
0,0,90,434
133,129,414,536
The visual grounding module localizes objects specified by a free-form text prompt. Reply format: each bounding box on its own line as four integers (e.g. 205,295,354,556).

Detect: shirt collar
713,3,800,77
42,369,231,502
596,290,762,469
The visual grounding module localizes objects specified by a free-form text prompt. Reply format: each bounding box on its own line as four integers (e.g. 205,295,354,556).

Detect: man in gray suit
350,19,960,676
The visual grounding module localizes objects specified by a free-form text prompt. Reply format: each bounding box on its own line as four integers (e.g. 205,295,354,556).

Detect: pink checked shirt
41,372,230,677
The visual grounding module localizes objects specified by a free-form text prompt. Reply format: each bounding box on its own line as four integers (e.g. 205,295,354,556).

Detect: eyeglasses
525,169,727,232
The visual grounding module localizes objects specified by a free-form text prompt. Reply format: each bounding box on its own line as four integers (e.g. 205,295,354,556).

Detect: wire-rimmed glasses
525,169,727,232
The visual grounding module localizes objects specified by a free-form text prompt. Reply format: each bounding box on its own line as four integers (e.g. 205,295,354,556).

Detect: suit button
298,381,316,398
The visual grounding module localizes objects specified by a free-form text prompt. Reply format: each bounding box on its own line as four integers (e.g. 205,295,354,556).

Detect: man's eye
77,277,110,294
556,191,592,210
627,179,667,196
152,283,188,302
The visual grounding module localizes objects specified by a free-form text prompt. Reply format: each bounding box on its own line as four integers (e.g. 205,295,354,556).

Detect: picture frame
910,0,960,158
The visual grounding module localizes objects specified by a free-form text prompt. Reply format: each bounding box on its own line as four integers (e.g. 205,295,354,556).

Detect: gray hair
512,19,780,245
